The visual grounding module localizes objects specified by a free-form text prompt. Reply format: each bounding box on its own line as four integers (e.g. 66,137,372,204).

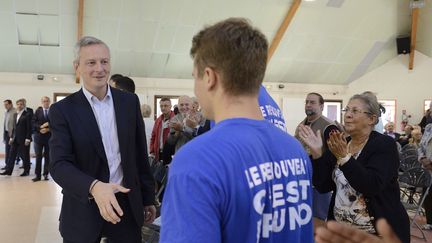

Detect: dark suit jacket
49,88,155,242
312,131,410,243
32,106,50,144
11,110,32,145
197,119,211,136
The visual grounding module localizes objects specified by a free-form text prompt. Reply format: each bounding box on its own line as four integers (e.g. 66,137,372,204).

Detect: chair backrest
400,154,421,172
399,167,432,188
401,149,418,158
401,143,417,152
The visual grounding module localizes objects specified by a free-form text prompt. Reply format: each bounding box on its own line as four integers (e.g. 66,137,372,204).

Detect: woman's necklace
348,138,368,157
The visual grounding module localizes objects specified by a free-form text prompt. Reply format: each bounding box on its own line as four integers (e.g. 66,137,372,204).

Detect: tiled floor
1,158,432,243
0,160,62,243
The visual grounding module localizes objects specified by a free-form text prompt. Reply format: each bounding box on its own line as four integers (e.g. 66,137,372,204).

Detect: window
323,100,342,123
379,99,396,130
53,93,71,103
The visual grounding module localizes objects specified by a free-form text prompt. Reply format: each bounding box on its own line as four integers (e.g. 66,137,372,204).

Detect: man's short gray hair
73,36,110,64
141,104,152,118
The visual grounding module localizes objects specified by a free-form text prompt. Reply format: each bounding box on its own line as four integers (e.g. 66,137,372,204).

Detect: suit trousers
63,193,142,243
34,142,50,177
3,131,11,166
6,142,30,173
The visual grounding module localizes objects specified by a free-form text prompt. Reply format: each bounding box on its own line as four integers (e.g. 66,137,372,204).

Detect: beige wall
346,51,431,131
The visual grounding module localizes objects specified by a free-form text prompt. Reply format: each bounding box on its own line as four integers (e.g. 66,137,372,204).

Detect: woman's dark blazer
312,131,410,243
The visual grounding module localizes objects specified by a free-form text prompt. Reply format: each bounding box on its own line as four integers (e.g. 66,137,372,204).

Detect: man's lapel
111,88,128,163
72,89,108,162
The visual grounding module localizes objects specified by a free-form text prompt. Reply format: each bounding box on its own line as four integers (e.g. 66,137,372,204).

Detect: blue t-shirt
160,118,313,243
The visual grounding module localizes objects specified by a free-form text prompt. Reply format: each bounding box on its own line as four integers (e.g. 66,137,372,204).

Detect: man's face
305,94,323,117
160,100,172,115
3,102,11,110
41,97,50,109
178,96,192,115
386,123,394,132
16,101,24,111
74,44,110,91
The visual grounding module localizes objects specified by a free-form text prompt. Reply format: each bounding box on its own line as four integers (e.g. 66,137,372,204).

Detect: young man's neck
213,95,263,124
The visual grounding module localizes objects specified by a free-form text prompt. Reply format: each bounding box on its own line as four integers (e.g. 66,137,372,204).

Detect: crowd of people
2,97,51,181
2,17,432,243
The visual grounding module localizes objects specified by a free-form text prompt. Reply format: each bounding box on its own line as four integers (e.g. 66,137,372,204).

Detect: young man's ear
203,67,218,91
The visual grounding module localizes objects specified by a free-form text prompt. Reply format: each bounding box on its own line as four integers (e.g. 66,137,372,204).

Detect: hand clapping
326,131,348,159
298,124,323,159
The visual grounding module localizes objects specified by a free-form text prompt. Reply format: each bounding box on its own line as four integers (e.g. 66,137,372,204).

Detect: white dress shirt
82,86,123,185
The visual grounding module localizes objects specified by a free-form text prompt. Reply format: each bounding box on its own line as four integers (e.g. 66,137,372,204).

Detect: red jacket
150,111,174,161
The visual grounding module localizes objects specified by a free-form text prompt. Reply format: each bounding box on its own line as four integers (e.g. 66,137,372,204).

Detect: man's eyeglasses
341,107,372,116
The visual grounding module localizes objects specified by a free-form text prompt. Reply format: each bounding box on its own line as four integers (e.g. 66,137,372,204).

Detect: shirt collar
82,85,111,104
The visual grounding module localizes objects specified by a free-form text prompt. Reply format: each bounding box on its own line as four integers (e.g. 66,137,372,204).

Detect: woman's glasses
341,107,372,116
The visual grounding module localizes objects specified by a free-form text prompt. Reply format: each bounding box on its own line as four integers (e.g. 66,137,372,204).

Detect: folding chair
400,144,419,160
399,167,432,241
142,223,160,243
399,154,421,172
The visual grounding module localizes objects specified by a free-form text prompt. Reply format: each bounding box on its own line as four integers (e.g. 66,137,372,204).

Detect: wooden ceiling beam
76,0,84,83
267,0,301,63
409,7,419,70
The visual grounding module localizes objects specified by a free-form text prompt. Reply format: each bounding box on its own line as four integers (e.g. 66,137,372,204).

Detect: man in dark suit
32,96,51,181
49,36,156,243
14,98,33,166
2,99,16,169
1,98,32,176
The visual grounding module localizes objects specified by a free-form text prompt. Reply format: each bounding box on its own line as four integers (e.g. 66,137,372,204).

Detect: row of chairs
398,144,432,241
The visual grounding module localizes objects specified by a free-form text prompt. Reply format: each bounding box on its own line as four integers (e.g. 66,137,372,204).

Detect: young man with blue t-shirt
160,18,313,243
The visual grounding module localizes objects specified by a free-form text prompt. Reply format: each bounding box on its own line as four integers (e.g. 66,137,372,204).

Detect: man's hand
40,122,50,134
24,139,31,146
40,122,49,129
420,158,432,170
91,181,130,224
144,205,157,224
315,219,401,243
40,128,50,134
185,117,198,128
170,121,183,132
298,124,323,159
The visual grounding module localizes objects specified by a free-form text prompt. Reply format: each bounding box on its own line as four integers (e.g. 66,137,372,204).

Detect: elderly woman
298,93,409,243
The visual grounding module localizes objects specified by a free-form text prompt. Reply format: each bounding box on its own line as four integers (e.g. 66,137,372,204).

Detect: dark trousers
6,142,30,173
63,193,142,243
3,131,11,166
34,142,50,178
424,189,432,224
